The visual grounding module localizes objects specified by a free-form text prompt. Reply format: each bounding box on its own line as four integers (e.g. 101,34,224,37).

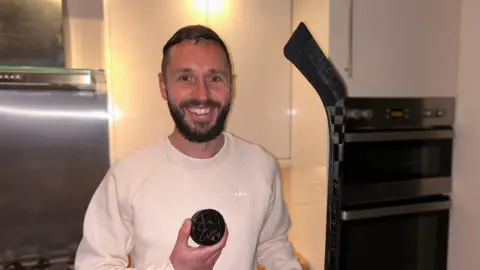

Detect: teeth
188,107,211,115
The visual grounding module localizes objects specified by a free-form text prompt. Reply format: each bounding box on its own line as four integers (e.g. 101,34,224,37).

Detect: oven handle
341,200,451,221
345,129,454,142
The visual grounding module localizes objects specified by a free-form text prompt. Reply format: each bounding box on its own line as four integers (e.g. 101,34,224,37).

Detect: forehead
167,40,229,71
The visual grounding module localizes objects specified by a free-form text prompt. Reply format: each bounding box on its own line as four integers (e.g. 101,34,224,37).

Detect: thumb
176,219,192,245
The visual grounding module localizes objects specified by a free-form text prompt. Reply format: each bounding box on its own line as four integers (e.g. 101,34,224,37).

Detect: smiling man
160,28,232,153
74,25,301,270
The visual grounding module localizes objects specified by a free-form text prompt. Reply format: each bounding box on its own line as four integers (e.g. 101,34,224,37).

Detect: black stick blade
284,22,348,107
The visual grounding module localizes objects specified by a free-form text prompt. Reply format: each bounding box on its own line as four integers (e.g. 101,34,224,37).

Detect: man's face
159,40,232,143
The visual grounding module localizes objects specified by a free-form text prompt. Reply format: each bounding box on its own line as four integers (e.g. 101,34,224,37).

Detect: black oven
339,196,450,270
335,97,455,270
342,97,455,205
343,131,452,204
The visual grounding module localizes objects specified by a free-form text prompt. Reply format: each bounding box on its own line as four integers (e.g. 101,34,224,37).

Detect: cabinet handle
344,129,455,142
341,200,451,221
345,0,354,78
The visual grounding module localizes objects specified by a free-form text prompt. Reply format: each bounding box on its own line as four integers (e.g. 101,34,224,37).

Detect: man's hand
169,219,228,270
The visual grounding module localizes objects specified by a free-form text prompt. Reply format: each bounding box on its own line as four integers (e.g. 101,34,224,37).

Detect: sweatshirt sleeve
74,171,174,270
256,165,303,270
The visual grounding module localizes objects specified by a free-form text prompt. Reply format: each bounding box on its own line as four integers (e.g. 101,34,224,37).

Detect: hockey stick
284,22,348,270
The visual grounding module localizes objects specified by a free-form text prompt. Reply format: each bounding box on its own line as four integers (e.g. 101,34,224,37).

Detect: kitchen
0,0,479,269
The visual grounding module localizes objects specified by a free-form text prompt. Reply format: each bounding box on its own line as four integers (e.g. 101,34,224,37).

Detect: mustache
179,99,221,109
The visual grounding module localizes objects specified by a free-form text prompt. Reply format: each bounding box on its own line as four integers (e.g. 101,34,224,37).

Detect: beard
167,96,231,143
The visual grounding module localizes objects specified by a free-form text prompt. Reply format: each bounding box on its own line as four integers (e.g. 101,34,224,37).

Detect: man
75,25,301,270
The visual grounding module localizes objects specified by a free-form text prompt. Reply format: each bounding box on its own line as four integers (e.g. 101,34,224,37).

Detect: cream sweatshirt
74,132,302,270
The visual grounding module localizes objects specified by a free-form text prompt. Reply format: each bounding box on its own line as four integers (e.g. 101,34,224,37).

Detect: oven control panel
386,108,409,119
344,97,455,130
423,108,446,118
0,73,23,82
347,107,447,120
0,68,107,92
346,109,374,120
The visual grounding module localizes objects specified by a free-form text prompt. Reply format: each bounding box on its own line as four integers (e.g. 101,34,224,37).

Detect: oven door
342,128,453,204
339,197,450,270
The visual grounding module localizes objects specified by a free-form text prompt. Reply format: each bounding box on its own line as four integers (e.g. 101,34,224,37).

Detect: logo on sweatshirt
234,190,248,203
235,190,247,197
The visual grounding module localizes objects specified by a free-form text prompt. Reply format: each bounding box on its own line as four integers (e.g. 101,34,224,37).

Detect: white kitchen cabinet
329,0,461,97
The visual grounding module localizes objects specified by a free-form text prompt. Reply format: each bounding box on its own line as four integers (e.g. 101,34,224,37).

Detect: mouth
185,106,217,122
188,107,212,115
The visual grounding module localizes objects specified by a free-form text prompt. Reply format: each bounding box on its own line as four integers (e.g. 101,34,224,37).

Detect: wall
448,0,480,269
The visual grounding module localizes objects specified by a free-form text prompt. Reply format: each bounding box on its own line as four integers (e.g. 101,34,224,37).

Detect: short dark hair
161,25,232,78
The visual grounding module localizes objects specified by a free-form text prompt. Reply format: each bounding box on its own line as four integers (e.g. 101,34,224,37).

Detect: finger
219,224,229,246
197,247,222,264
212,223,229,249
206,250,222,264
176,219,192,246
197,225,229,257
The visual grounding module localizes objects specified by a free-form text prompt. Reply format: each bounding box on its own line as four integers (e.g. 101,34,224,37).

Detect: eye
177,75,193,82
209,75,223,83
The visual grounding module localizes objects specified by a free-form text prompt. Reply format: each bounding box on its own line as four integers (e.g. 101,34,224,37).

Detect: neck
168,129,225,159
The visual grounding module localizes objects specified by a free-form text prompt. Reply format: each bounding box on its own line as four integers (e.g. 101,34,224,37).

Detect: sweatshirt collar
164,132,231,169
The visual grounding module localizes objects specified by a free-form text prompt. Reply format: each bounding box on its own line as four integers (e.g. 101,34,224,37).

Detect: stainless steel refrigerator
0,67,110,266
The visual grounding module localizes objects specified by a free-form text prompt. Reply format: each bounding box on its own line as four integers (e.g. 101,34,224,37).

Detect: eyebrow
174,68,227,76
174,68,194,74
207,69,228,76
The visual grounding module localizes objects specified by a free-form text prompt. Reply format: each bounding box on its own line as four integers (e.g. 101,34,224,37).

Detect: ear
158,72,167,100
230,73,237,99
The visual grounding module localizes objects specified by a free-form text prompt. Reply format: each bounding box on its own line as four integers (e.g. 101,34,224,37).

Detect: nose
193,78,210,101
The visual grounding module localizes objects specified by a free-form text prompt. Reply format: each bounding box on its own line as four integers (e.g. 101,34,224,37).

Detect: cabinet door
329,0,460,97
104,0,206,160
208,0,292,159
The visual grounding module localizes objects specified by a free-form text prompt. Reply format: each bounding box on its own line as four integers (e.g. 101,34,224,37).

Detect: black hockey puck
190,209,226,246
